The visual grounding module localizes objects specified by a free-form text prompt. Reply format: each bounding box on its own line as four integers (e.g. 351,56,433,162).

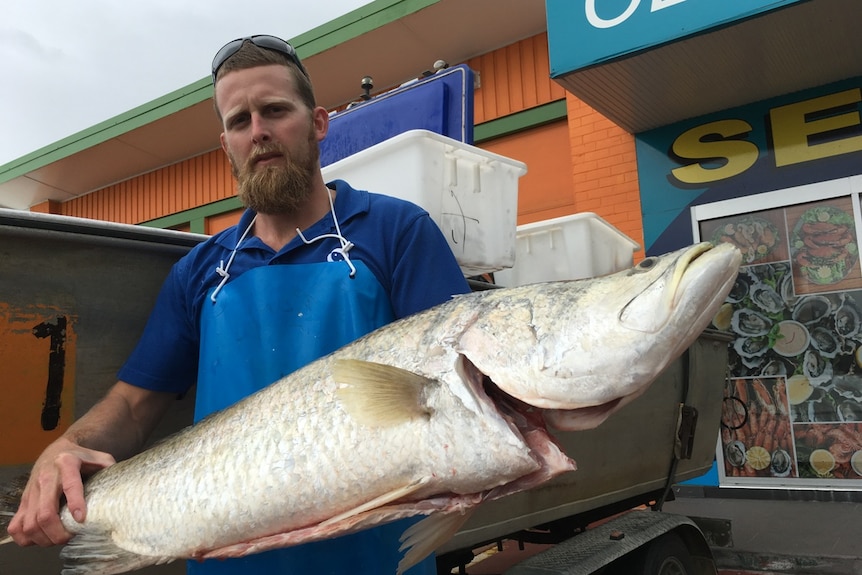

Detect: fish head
458,242,741,430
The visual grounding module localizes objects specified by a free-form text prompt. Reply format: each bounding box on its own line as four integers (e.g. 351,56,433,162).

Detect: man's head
211,35,316,121
212,35,328,215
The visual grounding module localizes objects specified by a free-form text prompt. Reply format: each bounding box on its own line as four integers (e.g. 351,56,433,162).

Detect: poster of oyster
704,196,862,486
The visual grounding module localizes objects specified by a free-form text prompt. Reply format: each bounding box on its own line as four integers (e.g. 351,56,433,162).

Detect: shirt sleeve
388,211,471,318
117,259,200,394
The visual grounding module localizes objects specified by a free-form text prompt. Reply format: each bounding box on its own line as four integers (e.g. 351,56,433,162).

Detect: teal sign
546,0,803,75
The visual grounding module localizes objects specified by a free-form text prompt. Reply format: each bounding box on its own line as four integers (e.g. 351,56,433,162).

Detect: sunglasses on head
211,35,309,84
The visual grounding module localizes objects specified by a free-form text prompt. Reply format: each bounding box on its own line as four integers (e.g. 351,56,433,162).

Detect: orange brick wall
481,121,576,224
566,94,645,259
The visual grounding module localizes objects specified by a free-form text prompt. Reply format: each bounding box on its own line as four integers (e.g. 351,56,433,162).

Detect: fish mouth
473,345,623,436
477,374,577,496
618,242,725,333
485,376,622,433
667,242,715,305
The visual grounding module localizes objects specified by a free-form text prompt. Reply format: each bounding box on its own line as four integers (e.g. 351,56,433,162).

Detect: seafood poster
706,195,862,485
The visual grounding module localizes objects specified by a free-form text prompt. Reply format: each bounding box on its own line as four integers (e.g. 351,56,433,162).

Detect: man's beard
231,130,319,215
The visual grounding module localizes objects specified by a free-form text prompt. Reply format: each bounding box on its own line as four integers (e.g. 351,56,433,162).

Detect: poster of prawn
700,190,862,487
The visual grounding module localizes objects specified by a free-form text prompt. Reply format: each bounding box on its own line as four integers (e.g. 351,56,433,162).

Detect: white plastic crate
493,213,640,287
322,129,526,276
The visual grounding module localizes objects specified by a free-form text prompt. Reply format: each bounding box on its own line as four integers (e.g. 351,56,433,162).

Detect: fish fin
60,533,173,575
397,509,477,575
333,359,434,426
320,477,431,528
0,515,13,545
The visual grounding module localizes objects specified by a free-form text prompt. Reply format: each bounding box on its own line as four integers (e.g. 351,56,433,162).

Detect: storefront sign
546,0,801,75
671,89,862,186
637,77,862,256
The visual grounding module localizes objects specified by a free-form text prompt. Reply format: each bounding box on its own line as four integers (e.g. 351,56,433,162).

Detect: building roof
0,0,547,209
1,0,859,210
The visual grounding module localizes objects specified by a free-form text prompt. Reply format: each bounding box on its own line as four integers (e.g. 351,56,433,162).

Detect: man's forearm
63,381,175,462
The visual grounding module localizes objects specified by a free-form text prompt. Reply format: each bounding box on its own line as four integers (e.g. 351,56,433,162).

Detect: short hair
213,40,316,120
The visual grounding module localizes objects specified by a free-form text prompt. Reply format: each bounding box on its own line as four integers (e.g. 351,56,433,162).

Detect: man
8,35,470,574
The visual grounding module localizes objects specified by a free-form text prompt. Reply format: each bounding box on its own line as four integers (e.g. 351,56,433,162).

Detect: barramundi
1,241,741,575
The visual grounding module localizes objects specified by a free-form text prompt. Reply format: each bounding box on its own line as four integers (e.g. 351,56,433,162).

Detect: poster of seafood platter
700,190,862,487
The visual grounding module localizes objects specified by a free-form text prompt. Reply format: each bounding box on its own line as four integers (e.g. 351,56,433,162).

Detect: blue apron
189,260,436,575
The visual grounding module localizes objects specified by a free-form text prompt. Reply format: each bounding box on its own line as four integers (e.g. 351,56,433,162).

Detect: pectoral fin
333,359,435,427
320,477,430,527
397,509,476,575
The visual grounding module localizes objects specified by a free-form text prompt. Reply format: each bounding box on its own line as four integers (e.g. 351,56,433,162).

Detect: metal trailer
0,209,199,575
0,210,730,575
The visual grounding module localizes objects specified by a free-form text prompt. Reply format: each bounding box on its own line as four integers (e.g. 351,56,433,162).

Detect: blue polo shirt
118,179,470,394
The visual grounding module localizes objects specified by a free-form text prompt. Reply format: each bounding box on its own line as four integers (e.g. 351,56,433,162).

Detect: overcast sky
0,0,372,167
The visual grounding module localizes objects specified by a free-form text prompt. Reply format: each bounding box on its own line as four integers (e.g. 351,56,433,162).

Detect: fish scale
74,358,537,561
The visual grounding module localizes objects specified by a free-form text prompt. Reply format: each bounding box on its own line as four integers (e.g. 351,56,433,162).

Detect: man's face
216,64,324,214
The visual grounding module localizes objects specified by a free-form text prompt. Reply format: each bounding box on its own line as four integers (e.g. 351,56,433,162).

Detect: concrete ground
663,485,862,575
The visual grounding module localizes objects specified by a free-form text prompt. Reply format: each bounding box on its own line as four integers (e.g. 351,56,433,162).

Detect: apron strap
211,214,258,303
296,187,357,277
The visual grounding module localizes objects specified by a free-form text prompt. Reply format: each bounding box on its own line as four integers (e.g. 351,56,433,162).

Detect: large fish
1,241,741,575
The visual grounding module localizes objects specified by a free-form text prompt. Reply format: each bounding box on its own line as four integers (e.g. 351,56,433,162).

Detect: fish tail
0,473,29,544
0,516,12,544
60,533,173,575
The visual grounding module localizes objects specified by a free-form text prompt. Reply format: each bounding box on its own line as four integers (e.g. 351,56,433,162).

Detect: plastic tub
322,129,526,276
493,213,640,287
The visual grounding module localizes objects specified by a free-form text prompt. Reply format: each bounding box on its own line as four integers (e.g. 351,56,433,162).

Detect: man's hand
7,437,115,546
7,380,175,547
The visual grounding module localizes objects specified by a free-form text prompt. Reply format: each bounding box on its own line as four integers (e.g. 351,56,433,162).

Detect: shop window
694,176,862,487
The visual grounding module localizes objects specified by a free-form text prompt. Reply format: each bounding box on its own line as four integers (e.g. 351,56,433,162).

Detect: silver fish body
3,241,741,575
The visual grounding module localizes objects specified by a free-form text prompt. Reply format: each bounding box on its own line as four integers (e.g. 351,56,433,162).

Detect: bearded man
8,35,470,575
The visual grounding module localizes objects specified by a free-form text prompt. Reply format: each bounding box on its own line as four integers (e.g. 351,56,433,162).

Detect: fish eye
637,258,657,270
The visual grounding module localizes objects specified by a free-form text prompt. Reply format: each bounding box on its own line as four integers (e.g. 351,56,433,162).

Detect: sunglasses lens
252,36,292,54
211,39,243,77
211,35,308,82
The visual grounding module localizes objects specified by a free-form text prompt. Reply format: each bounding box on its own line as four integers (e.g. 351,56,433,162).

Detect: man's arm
7,381,176,547
391,212,471,317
